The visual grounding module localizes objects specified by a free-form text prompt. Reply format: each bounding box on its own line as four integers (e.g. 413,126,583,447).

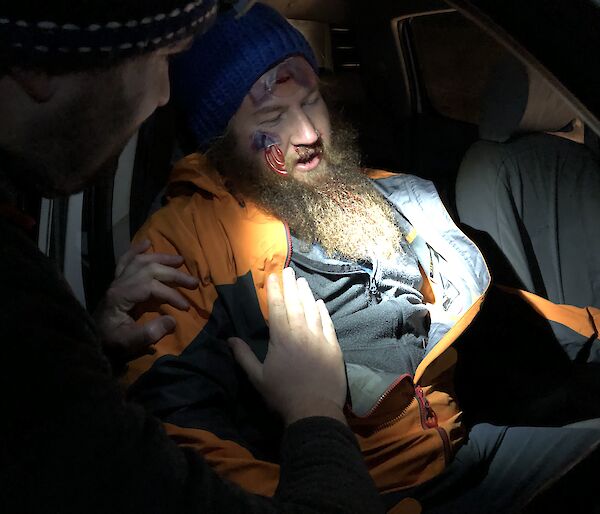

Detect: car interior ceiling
78,0,599,312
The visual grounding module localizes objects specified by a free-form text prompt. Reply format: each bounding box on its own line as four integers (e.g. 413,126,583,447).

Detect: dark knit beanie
170,2,317,151
0,0,254,74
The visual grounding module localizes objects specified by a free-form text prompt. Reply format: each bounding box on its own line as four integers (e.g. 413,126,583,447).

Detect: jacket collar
167,153,230,199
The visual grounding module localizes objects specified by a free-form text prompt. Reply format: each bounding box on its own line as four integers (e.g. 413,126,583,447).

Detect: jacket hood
168,152,229,199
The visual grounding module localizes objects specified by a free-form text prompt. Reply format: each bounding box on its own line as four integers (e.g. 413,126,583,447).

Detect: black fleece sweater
0,215,384,514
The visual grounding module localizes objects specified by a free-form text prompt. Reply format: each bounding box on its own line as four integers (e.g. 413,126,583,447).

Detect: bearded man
129,4,600,513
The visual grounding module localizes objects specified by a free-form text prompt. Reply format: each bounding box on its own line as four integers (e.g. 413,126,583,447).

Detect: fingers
228,337,263,390
109,246,199,311
116,242,193,285
105,315,176,359
115,240,151,277
120,254,189,280
250,271,347,424
317,299,338,347
143,315,176,347
139,253,187,268
281,268,305,331
128,315,176,356
113,266,197,308
143,263,198,290
150,280,192,310
268,269,324,339
267,273,287,342
297,277,321,334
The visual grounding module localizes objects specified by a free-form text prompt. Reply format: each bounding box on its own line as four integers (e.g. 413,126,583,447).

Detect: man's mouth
294,145,324,172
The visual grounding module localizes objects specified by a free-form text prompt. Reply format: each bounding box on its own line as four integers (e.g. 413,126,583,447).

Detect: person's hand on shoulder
229,267,348,426
94,240,199,362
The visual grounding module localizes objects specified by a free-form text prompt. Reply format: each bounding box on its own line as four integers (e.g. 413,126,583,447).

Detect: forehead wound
249,56,317,106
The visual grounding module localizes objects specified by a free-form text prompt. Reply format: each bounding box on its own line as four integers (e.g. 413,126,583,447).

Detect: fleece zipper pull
368,256,382,303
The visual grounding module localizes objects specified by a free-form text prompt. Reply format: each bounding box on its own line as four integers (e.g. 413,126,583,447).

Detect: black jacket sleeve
179,417,385,514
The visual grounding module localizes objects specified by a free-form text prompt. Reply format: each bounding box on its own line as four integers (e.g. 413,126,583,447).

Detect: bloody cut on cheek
265,145,287,175
252,131,287,175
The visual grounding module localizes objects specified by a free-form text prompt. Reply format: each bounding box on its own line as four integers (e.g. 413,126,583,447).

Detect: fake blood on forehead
248,56,318,107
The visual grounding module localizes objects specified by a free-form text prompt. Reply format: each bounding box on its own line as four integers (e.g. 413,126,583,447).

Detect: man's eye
303,95,320,106
260,114,282,125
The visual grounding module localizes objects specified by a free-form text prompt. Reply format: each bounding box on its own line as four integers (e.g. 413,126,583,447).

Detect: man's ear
10,68,58,103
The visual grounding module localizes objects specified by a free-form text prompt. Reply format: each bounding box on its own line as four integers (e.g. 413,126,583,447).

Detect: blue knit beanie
170,2,318,150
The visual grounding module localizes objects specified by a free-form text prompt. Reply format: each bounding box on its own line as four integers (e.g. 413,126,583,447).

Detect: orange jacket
126,153,600,506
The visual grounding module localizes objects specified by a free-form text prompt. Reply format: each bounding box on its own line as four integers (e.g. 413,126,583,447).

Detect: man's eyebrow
254,104,286,116
253,86,319,116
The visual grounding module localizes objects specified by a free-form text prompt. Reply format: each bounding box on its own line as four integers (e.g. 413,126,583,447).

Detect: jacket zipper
415,384,451,464
366,381,452,463
360,377,434,431
414,385,438,429
354,373,414,430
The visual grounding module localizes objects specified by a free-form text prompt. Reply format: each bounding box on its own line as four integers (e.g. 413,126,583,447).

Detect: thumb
228,337,263,390
108,315,175,356
143,315,176,346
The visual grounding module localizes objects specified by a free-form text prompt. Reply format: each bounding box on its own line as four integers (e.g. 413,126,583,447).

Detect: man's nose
289,110,319,146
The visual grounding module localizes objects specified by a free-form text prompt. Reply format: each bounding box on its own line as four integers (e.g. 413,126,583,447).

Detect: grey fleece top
290,212,430,379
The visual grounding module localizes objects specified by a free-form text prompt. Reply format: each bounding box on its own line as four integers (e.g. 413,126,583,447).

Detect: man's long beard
208,121,403,262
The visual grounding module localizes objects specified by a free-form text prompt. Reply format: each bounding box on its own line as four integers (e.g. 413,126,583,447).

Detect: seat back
456,58,600,307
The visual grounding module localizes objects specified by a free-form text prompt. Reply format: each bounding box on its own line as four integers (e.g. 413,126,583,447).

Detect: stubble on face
208,118,403,262
3,61,143,198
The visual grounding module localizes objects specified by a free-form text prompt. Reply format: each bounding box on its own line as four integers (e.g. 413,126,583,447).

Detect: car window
410,11,512,124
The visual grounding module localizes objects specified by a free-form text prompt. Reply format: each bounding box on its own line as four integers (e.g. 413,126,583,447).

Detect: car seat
455,58,600,307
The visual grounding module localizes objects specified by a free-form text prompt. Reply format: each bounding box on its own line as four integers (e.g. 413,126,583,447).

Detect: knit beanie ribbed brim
170,2,317,151
0,0,224,73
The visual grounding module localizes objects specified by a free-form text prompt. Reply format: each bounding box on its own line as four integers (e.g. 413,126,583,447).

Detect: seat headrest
479,58,576,143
